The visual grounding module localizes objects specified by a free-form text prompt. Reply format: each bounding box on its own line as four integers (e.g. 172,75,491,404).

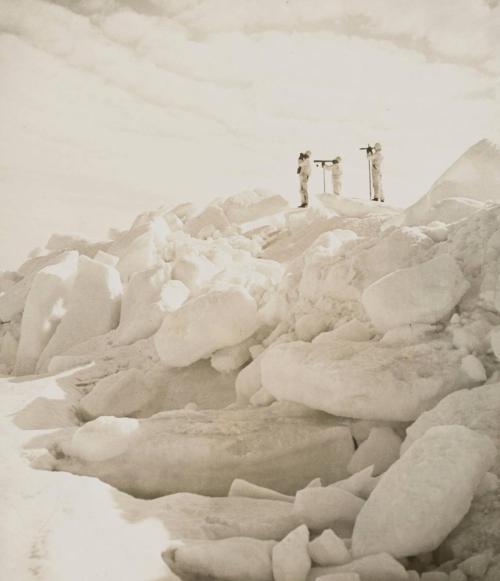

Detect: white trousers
372,172,384,201
300,174,309,205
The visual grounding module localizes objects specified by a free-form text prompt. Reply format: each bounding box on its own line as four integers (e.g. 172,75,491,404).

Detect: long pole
360,147,373,200
367,156,372,200
323,165,326,193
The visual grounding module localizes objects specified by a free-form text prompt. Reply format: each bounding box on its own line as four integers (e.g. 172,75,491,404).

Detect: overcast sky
0,0,499,268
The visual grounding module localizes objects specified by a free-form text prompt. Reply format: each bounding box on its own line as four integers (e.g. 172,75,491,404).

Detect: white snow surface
261,339,471,421
78,368,155,420
272,525,311,581
318,194,400,218
184,205,234,238
211,333,258,373
330,466,379,500
490,326,500,359
36,256,122,372
414,197,485,226
294,486,365,531
0,251,69,322
351,425,496,558
223,189,288,224
52,404,354,498
347,427,402,476
171,253,219,290
235,352,265,404
307,553,408,581
154,287,259,367
163,537,275,581
114,265,169,345
4,148,500,580
401,139,500,227
229,478,294,503
14,251,78,375
161,278,191,311
315,574,360,581
362,254,470,332
460,354,487,382
401,383,500,455
68,416,140,462
308,529,351,566
313,319,373,344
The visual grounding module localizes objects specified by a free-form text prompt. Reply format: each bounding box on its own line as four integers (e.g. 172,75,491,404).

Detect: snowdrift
3,148,500,580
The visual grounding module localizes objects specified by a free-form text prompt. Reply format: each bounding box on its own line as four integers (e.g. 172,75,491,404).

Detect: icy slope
427,139,500,202
3,170,500,580
401,138,500,226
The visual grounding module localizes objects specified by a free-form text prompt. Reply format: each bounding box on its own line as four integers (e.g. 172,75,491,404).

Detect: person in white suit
297,150,311,207
326,156,342,195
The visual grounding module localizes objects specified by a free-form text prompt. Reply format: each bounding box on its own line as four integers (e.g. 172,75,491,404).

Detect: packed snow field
2,139,500,581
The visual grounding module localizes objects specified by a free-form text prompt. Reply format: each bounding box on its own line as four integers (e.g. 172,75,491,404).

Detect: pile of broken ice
3,142,500,580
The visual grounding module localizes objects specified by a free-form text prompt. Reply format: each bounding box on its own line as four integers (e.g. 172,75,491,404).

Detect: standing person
369,143,384,202
326,156,342,195
297,150,311,208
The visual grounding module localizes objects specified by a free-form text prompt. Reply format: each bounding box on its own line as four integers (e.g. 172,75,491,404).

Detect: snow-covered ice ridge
3,142,500,580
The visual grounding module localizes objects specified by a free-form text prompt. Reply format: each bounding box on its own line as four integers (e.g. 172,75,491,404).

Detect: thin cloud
172,0,500,74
